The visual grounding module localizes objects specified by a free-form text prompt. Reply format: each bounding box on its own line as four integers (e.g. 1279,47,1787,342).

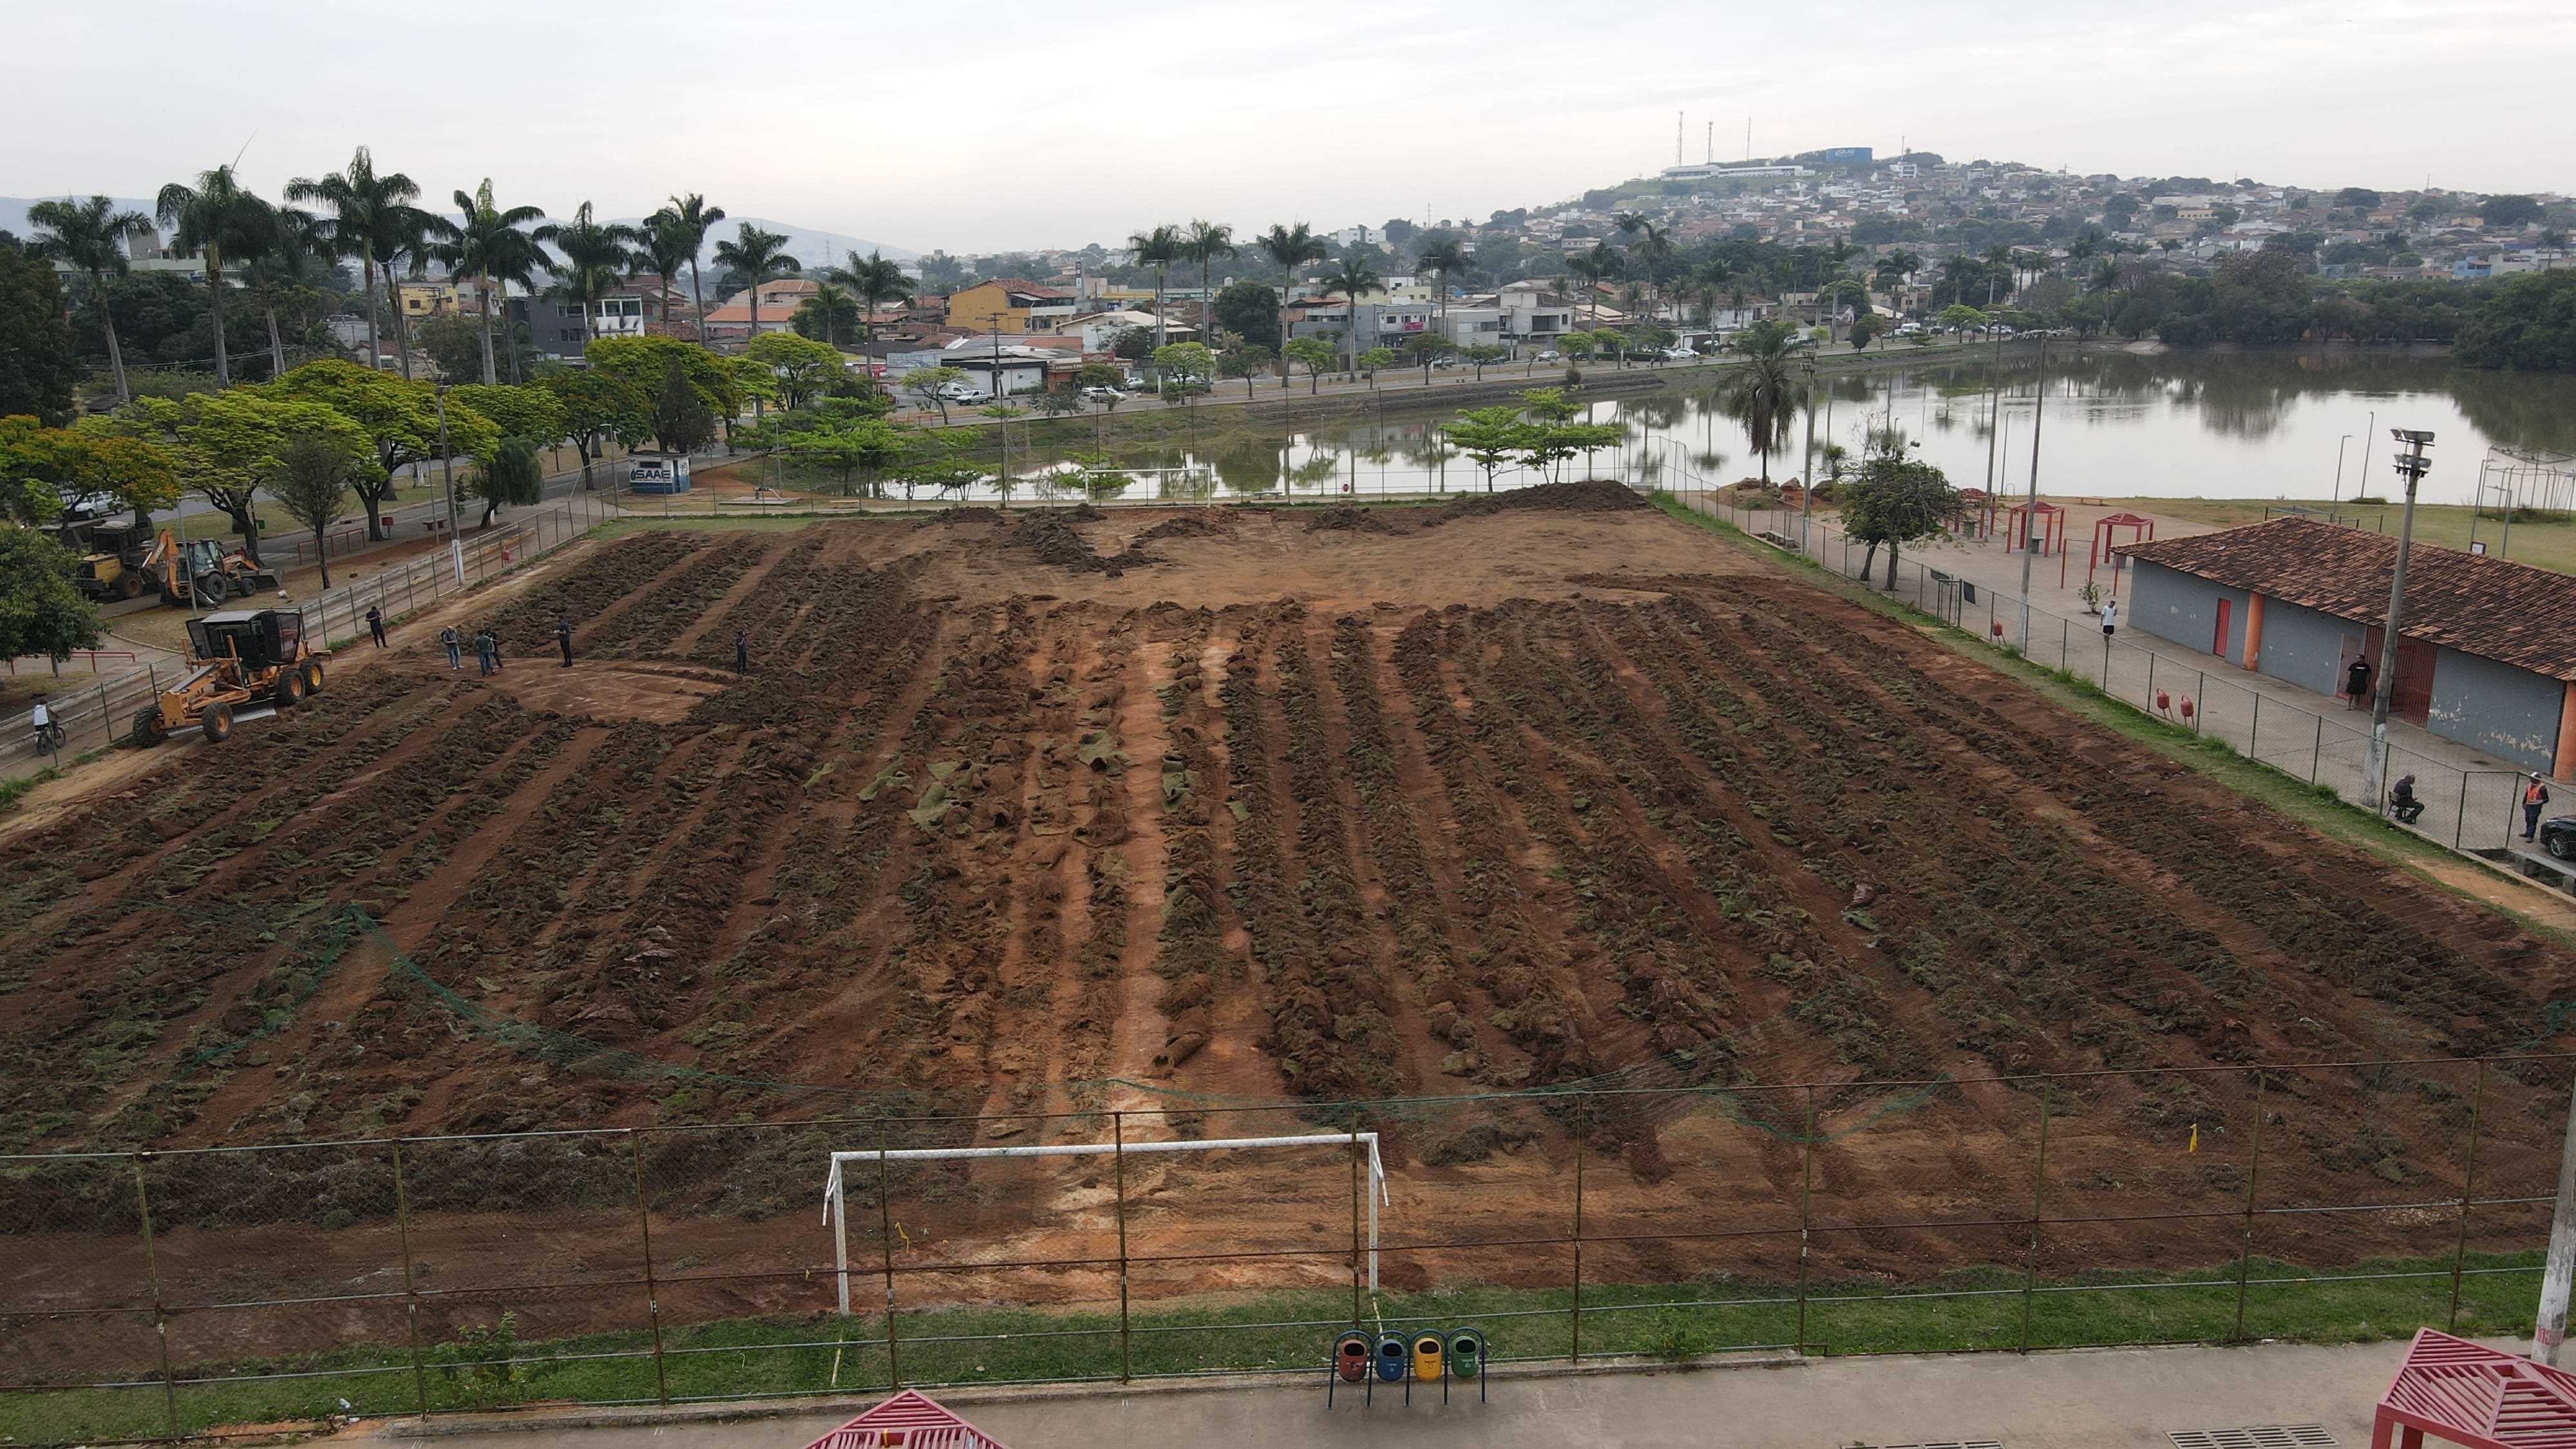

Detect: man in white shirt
30,694,54,749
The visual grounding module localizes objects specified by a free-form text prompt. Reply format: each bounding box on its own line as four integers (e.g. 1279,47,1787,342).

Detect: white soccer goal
820,1131,1391,1313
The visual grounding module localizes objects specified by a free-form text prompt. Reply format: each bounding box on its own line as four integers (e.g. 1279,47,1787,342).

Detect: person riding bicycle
2389,773,2425,826
30,694,61,753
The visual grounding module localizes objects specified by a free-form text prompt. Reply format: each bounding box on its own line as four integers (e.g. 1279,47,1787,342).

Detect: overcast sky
7,0,2567,254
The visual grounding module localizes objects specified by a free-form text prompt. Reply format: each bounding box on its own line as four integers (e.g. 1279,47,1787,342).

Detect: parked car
2539,817,2576,862
934,381,985,402
1660,348,1699,361
1081,385,1130,402
1535,350,1560,362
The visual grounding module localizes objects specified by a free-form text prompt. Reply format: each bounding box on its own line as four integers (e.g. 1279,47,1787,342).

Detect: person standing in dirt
2345,655,2372,710
2525,773,2553,842
439,626,462,671
2099,596,2118,639
366,604,387,649
474,629,496,677
555,615,574,668
734,630,749,674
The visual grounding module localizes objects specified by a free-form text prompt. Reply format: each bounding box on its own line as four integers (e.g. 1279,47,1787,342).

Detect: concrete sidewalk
347,1338,2463,1448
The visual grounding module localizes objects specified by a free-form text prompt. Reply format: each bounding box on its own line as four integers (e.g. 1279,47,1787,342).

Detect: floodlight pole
2363,430,2432,810
433,382,464,587
1798,363,1818,546
2538,1067,2576,1365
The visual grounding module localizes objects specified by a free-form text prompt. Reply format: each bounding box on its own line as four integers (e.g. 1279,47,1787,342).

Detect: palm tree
1257,223,1331,379
1126,224,1183,352
155,164,266,386
26,195,149,401
536,202,643,344
636,211,694,343
1568,242,1622,326
661,193,726,344
828,251,912,343
1616,216,1674,323
1873,248,1921,310
238,201,334,379
1690,257,1734,325
286,147,422,374
1323,254,1381,372
377,206,449,378
1181,219,1235,346
1719,323,1801,483
442,180,547,383
710,223,799,340
801,281,855,346
1416,235,1468,323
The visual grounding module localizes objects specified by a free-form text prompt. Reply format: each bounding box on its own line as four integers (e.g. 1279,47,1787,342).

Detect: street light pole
433,381,464,587
2363,429,2434,810
1798,363,1818,547
2332,434,2351,504
2017,339,2049,651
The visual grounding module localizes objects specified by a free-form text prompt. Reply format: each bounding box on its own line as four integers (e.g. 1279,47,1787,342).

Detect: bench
421,516,451,535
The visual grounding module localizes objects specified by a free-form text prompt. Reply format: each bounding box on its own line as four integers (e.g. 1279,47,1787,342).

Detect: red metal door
2212,598,2231,657
2363,627,2438,726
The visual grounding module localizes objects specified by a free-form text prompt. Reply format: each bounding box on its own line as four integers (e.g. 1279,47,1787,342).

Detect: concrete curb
372,1350,1805,1438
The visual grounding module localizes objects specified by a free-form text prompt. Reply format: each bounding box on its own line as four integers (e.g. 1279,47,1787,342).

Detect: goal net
820,1130,1390,1313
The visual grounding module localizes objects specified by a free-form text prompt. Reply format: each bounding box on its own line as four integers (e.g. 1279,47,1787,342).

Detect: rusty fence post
390,1139,430,1413
2457,774,2472,850
131,1151,180,1439
1571,1094,1586,1364
2449,1061,2488,1330
2233,1069,2266,1341
2019,1078,2051,1352
1796,1086,1815,1357
872,1123,902,1388
1113,1112,1131,1384
629,1132,669,1404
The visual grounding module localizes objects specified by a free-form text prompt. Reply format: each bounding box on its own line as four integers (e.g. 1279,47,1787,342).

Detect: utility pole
2331,434,2351,504
1798,363,1818,547
433,381,464,587
2363,430,2434,810
2017,339,2049,651
1982,328,2005,497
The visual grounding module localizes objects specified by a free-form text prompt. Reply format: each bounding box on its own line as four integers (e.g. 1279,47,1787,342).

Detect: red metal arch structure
2005,500,2065,558
1958,488,1993,541
2090,512,2155,599
806,1390,1013,1449
2374,1329,2576,1449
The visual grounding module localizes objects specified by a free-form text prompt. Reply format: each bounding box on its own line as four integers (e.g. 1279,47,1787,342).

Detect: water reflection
923,350,2576,507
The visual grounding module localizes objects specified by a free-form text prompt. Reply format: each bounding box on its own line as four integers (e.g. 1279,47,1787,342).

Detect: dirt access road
5,484,2574,1361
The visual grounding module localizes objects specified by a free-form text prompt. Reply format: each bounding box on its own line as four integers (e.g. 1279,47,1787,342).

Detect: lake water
949,350,2576,510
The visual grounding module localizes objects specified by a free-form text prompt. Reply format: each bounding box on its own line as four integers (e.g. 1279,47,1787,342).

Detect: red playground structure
2374,1329,2576,1449
803,1390,1012,1449
2088,512,2155,599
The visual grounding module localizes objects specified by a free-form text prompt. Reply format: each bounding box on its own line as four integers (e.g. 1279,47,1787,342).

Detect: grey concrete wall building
2249,594,2353,699
2129,562,2248,661
2426,646,2564,772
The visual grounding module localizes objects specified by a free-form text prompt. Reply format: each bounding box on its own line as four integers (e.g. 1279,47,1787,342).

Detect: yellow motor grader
131,609,328,746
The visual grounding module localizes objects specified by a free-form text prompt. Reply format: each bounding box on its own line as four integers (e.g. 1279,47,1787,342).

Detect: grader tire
200,701,233,743
299,659,325,694
273,670,307,710
129,708,166,748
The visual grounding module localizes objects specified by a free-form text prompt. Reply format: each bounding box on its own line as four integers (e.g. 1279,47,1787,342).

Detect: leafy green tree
118,390,372,564
1842,452,1961,587
1218,341,1274,397
1354,345,1396,390
1441,406,1528,491
772,410,907,497
286,147,422,375
1847,313,1881,350
26,196,149,402
746,332,845,411
0,527,102,667
2456,270,2576,372
269,359,498,539
1401,333,1453,383
1127,224,1184,352
2483,196,2544,229
2336,187,2382,210
1282,337,1334,393
540,202,645,345
155,164,270,386
1937,303,1989,334
650,358,717,454
1460,343,1510,379
37,420,182,527
587,336,739,427
658,194,726,345
1213,281,1282,351
413,312,487,383
791,283,860,346
448,383,566,450
710,224,800,337
468,435,545,526
893,430,981,502
440,180,547,384
1256,222,1331,377
905,365,968,424
1719,321,1801,482
1152,342,1217,404
267,432,359,587
538,371,650,484
0,245,81,425
1416,234,1469,321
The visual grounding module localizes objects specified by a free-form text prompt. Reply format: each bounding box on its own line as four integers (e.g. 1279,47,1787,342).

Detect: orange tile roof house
2119,517,2576,777
702,278,822,341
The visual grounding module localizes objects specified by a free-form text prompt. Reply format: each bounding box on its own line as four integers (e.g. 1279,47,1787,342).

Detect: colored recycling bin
1374,1333,1407,1381
1412,1333,1444,1381
1334,1331,1370,1383
1447,1329,1482,1378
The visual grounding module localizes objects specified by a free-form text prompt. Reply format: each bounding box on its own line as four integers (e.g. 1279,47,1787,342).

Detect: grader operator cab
131,609,328,747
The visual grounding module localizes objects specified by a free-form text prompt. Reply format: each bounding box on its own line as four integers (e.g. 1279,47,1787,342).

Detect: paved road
341,1336,2454,1448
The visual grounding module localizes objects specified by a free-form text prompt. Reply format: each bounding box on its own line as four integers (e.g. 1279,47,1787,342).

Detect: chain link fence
1,1057,2566,1444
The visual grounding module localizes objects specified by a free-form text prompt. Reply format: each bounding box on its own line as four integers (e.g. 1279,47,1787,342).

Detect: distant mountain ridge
2,198,914,270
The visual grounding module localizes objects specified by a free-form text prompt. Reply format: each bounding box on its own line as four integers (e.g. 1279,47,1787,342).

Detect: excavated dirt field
7,483,2576,1367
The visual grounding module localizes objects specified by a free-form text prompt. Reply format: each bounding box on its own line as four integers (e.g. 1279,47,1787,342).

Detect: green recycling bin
1448,1329,1482,1378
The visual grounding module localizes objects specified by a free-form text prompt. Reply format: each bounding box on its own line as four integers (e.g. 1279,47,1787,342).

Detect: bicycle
32,720,66,759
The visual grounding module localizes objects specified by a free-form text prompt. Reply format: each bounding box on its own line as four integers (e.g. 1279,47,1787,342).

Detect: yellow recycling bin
1412,1332,1444,1381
